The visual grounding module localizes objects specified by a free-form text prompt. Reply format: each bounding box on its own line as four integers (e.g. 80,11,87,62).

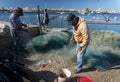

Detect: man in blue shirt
9,7,28,55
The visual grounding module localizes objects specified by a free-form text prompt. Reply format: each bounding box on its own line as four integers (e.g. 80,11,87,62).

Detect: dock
87,20,120,25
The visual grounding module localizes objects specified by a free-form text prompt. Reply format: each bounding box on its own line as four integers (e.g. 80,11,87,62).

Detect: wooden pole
37,5,42,34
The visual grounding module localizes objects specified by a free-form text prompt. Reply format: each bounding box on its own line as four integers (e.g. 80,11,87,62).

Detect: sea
0,12,120,33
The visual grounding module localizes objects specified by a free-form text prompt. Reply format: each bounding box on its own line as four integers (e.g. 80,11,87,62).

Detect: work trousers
75,42,88,72
11,29,23,55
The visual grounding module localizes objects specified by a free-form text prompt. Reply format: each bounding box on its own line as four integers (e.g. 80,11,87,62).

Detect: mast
37,5,42,34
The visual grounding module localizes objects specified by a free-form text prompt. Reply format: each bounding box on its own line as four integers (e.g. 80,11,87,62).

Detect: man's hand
22,23,27,27
21,28,28,32
70,34,74,44
22,25,29,32
70,37,74,44
24,28,28,32
78,46,82,52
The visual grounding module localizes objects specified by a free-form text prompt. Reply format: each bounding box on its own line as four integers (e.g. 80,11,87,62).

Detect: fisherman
9,7,28,55
67,13,90,73
42,9,49,32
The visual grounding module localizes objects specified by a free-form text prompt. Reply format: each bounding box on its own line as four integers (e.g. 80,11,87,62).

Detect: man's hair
15,7,23,16
67,13,76,23
44,9,47,12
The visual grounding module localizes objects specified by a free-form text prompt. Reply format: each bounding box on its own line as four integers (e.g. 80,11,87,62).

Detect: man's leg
12,30,22,55
75,43,88,72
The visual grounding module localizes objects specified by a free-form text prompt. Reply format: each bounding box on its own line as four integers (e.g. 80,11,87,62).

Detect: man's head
44,9,47,12
67,13,79,26
14,7,24,16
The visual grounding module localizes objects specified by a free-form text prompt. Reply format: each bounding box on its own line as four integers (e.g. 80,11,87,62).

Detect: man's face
15,11,23,16
19,11,23,16
71,19,78,26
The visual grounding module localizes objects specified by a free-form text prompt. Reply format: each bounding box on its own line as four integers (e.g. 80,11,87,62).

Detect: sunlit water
0,12,120,33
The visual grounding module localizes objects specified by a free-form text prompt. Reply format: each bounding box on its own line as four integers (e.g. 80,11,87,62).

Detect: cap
15,7,23,16
67,13,76,23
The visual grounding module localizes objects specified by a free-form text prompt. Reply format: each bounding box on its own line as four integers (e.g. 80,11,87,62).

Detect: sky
0,0,120,11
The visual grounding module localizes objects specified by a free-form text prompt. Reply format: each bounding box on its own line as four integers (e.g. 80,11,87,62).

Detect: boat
0,21,40,55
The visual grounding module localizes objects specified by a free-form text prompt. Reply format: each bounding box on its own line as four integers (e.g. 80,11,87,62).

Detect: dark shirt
42,12,49,25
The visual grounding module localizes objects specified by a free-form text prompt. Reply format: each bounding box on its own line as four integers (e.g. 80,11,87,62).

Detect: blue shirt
9,12,23,30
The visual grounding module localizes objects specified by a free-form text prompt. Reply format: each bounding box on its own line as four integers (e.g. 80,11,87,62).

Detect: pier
87,20,120,25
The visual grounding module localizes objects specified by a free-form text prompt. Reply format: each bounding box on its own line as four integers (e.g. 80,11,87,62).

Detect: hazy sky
0,0,120,11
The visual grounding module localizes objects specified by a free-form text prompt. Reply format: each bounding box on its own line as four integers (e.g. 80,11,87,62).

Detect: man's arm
79,22,89,48
11,18,28,32
22,23,27,27
70,33,74,43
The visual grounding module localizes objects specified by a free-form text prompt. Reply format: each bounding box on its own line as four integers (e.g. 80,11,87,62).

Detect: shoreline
0,10,120,15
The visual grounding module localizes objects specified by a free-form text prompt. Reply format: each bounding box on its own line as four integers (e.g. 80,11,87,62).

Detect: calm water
0,12,120,33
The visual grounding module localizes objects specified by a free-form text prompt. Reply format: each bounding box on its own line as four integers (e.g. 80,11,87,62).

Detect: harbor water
0,12,120,33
